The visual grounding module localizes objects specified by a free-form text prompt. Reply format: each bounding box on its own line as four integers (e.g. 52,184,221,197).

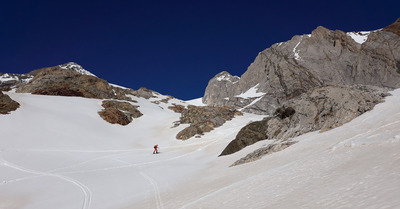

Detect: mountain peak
59,62,96,77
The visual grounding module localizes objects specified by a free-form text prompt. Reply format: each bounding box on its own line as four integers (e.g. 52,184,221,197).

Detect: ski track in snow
140,171,164,209
55,137,222,175
0,157,92,209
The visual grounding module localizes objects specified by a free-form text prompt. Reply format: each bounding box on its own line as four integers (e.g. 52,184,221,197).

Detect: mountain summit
203,20,400,115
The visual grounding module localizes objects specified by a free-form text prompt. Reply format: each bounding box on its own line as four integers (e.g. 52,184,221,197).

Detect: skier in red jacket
153,144,159,154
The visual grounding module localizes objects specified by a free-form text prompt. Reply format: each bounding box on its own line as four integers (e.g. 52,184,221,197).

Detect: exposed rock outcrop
219,118,271,156
220,85,389,156
168,104,185,113
98,100,142,125
176,105,242,140
131,87,157,99
202,71,240,106
230,140,297,166
0,91,20,114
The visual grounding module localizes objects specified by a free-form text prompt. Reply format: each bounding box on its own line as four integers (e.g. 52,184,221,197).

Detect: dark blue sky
1,0,399,100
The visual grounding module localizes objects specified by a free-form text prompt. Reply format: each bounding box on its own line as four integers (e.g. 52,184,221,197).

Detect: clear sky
1,0,399,100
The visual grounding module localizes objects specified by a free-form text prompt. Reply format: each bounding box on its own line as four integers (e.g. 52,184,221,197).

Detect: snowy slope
1,89,400,209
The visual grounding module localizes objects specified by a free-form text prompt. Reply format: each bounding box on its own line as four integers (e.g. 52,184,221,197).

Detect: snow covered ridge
59,62,97,77
0,73,33,86
0,73,20,82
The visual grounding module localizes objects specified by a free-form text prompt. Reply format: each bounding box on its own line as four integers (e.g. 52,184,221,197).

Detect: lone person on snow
153,144,159,154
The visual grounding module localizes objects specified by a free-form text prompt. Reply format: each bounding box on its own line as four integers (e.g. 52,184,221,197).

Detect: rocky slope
220,85,389,156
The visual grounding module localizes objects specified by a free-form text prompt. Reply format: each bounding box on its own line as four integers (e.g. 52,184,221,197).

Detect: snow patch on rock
235,84,266,99
347,31,371,44
59,62,96,77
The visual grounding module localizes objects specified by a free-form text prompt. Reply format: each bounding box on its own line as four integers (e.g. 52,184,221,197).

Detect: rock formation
230,140,297,166
220,85,389,156
0,91,20,114
203,19,400,115
98,100,143,125
199,19,400,160
175,105,242,140
131,87,157,99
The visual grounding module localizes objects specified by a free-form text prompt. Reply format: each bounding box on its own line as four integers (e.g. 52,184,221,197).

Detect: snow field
1,89,400,209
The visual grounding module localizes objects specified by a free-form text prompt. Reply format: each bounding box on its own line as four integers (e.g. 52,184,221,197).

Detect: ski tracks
140,171,165,209
0,157,92,209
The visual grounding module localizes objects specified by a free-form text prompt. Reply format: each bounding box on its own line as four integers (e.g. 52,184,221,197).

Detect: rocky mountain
203,19,400,115
203,18,400,156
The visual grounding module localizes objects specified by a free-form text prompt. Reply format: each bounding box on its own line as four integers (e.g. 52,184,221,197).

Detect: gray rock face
220,85,389,156
202,71,240,106
203,22,400,115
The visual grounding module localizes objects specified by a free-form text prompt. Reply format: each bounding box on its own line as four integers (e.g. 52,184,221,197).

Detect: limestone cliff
204,19,400,115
